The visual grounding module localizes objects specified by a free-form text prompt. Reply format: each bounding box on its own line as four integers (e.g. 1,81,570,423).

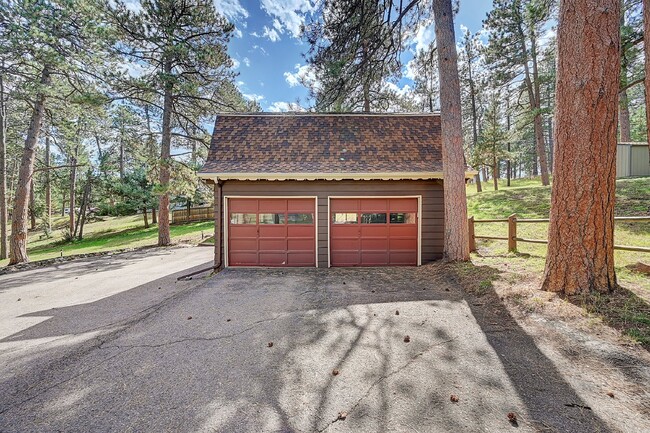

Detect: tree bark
142,207,149,229
0,71,7,259
9,66,50,265
618,88,632,141
29,180,36,230
645,0,650,149
45,136,51,231
433,0,469,261
158,60,173,246
69,155,76,237
493,155,499,191
542,0,620,295
465,35,482,193
547,116,554,172
76,176,91,240
152,206,157,224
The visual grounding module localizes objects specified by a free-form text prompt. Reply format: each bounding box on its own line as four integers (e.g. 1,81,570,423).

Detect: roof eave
198,171,477,181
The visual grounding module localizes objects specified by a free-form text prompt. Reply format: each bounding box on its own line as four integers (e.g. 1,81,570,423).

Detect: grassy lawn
0,214,213,268
467,176,650,347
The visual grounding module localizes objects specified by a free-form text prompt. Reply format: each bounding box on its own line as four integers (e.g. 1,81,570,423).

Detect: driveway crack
318,337,457,432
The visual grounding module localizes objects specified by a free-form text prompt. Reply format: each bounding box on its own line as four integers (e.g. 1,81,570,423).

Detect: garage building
199,113,469,268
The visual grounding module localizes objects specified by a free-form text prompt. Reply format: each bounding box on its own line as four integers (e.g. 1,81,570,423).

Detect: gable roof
199,113,459,181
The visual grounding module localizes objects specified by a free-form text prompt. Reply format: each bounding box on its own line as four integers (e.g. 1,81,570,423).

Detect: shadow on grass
569,285,650,351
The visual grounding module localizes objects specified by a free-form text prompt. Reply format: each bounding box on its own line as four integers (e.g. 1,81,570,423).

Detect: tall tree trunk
547,116,554,172
518,21,549,185
151,206,157,224
466,37,482,193
9,66,50,265
69,155,76,237
645,0,650,148
0,70,7,259
618,89,632,142
506,105,511,187
158,61,173,246
493,155,499,191
433,0,469,261
542,0,620,294
142,207,149,229
45,136,51,231
76,176,91,240
119,137,124,179
29,180,36,230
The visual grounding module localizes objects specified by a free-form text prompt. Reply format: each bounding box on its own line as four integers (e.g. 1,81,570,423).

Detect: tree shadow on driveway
0,264,618,433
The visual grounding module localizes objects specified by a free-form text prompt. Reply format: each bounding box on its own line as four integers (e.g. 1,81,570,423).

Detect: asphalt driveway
0,256,633,432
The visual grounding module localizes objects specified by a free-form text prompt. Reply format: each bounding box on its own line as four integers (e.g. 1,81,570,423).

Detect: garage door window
390,212,416,224
259,213,285,224
332,213,357,224
288,213,314,224
361,213,387,224
230,213,256,224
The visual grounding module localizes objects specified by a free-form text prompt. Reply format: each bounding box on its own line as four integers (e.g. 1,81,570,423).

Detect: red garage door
228,198,316,267
330,198,418,267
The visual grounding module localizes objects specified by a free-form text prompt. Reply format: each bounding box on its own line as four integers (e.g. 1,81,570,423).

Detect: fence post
468,216,476,252
508,213,517,252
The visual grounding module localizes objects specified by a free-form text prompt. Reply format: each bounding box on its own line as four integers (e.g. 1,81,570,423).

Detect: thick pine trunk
433,0,469,261
152,207,157,224
158,61,173,246
0,72,7,259
645,0,650,148
29,181,36,230
493,156,499,191
542,0,620,294
9,67,50,265
143,207,149,229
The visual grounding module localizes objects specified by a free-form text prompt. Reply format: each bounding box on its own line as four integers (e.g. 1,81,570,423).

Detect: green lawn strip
0,218,213,266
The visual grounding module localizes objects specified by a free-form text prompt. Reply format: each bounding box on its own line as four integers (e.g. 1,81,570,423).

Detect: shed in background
617,143,650,178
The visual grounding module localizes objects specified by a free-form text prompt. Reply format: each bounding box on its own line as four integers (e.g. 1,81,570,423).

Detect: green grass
467,176,650,273
1,214,214,267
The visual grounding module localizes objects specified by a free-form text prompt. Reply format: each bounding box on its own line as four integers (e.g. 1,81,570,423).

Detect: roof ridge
215,112,441,117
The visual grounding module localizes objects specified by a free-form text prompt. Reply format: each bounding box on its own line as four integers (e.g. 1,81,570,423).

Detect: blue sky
218,0,493,112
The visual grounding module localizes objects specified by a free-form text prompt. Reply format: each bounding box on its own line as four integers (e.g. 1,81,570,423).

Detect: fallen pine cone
395,310,400,315
337,411,347,421
267,342,274,348
403,335,410,343
507,412,517,423
332,369,340,376
450,394,459,402
187,316,192,320
606,392,615,398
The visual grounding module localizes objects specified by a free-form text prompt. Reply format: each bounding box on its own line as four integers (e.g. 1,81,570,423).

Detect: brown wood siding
220,180,445,268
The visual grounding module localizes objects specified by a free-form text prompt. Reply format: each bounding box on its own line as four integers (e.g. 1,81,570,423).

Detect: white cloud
243,57,250,67
384,81,411,98
267,101,306,112
233,28,243,38
237,80,245,87
231,58,240,69
252,45,269,56
260,0,317,38
263,25,281,42
243,93,265,102
283,63,317,89
213,0,249,20
121,60,152,78
413,22,435,53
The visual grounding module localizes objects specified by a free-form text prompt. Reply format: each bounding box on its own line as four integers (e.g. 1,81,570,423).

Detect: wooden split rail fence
468,214,650,253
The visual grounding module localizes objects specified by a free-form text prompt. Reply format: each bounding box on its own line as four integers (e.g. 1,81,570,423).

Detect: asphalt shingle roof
200,113,443,175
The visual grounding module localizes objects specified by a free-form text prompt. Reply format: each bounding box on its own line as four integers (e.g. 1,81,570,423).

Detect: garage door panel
389,238,417,250
330,238,359,250
359,199,388,212
229,199,259,212
287,252,316,266
389,198,418,212
361,252,389,266
259,239,287,251
389,225,417,237
259,225,287,237
228,198,315,267
331,199,359,212
360,226,389,237
361,238,389,250
331,252,360,266
389,251,418,265
229,252,259,266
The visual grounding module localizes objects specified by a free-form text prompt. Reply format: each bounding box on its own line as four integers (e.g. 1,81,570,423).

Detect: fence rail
469,214,650,253
172,206,213,224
